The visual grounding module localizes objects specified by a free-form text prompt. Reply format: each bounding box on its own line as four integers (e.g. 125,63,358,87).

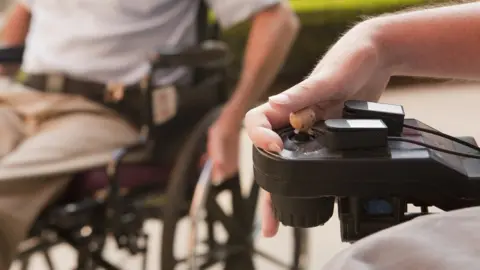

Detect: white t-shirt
19,0,280,85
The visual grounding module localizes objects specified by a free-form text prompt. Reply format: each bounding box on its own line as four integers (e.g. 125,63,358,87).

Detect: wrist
223,85,253,119
352,18,400,76
221,101,248,125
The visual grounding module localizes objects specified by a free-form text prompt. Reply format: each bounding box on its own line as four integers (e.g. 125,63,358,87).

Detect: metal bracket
105,82,125,103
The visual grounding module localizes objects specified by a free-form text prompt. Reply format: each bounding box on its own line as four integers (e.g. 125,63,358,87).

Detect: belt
21,73,147,128
21,71,226,155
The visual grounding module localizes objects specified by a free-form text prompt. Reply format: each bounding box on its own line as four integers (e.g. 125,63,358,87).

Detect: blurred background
0,0,474,269
0,0,11,11
0,0,448,97
216,0,448,99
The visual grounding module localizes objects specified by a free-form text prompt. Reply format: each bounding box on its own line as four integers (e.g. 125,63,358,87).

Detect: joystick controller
253,100,480,242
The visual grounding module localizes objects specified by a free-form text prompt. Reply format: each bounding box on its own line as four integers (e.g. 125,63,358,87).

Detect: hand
207,107,242,183
244,20,392,238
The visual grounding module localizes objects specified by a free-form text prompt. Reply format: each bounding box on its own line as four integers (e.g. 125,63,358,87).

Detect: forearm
226,2,299,121
369,2,480,80
0,3,31,45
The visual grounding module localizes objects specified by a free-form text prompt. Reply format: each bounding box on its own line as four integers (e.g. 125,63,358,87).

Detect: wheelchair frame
3,1,309,269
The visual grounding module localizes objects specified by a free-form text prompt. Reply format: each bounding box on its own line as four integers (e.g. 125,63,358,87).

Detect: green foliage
290,0,428,12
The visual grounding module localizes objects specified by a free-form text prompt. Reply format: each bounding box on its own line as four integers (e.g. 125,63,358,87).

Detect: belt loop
45,73,65,93
105,82,125,102
140,75,149,91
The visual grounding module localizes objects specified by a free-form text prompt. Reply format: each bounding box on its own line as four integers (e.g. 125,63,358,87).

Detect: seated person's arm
1,1,31,46
0,1,31,75
222,1,300,122
205,0,299,182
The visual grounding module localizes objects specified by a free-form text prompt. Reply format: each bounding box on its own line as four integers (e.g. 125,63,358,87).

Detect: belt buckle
45,73,65,93
105,82,125,103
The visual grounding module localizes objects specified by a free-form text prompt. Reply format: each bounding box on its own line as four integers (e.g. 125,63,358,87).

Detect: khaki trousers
0,78,139,269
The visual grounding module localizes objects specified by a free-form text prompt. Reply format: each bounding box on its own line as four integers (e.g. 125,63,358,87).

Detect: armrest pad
152,40,232,69
0,45,25,64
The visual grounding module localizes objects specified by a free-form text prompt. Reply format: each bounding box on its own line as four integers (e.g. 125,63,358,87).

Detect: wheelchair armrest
152,40,232,69
0,45,25,64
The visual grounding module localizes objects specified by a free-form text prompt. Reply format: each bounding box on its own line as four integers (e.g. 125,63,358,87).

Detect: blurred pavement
10,80,480,269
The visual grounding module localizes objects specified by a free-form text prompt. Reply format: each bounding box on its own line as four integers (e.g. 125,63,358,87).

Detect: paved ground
9,80,480,269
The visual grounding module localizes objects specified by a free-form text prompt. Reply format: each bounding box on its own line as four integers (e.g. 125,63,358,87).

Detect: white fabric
323,206,480,270
18,0,280,85
205,0,279,30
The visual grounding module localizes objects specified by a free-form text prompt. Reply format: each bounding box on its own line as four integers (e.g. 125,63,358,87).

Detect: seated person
0,0,299,268
245,1,480,269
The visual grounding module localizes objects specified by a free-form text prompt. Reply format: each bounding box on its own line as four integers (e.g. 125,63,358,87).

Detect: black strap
196,0,221,43
197,0,208,44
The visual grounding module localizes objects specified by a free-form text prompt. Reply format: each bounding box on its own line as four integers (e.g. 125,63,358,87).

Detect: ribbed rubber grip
270,195,335,228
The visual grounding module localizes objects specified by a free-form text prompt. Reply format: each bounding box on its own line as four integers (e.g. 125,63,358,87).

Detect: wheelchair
1,2,309,270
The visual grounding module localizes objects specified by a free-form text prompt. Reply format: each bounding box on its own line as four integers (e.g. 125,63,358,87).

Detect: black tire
160,106,309,269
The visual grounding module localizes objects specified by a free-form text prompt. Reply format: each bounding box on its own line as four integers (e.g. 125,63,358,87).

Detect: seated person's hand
208,108,242,183
244,20,391,238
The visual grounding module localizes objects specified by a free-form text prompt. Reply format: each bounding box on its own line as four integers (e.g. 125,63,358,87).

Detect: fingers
245,72,341,149
245,103,286,152
245,101,333,153
261,191,279,237
207,128,225,183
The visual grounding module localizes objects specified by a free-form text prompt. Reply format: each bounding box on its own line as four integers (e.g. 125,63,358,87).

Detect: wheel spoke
253,248,291,268
199,258,221,269
206,215,216,249
245,182,260,224
207,199,249,240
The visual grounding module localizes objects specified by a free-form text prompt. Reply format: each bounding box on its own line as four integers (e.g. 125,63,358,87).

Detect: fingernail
268,94,290,104
267,143,282,153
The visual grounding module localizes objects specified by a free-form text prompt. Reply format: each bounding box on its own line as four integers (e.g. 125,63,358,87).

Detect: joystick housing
253,100,480,242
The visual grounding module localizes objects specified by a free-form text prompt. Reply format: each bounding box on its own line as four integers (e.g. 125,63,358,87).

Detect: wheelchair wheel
161,106,309,269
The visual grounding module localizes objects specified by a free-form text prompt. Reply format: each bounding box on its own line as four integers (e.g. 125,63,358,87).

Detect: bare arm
369,2,480,80
1,2,31,45
224,1,300,122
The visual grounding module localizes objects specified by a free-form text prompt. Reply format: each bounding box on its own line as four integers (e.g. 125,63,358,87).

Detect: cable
388,137,480,159
402,123,480,153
